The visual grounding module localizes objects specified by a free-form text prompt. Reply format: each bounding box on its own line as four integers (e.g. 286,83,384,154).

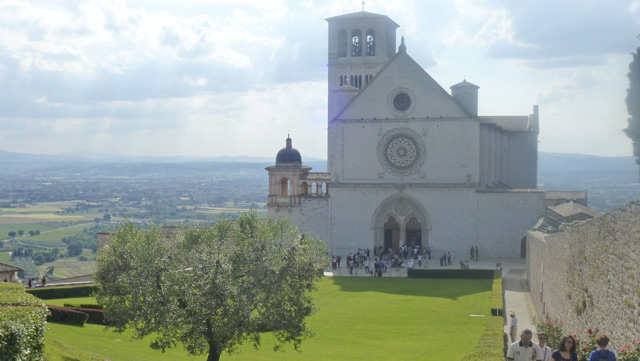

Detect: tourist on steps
507,329,542,361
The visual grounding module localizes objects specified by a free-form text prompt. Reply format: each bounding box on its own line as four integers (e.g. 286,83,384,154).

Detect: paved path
324,256,540,341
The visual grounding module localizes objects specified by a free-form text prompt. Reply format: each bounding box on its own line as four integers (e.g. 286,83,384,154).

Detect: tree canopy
94,211,328,361
626,47,640,180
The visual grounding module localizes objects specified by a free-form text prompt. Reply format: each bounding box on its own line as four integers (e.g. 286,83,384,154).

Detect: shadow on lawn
62,357,81,361
327,276,492,300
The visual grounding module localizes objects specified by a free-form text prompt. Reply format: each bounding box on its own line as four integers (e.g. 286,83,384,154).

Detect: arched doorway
372,195,429,255
405,217,422,249
383,217,400,252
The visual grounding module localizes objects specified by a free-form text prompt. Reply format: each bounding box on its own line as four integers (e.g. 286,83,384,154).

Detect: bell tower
326,11,400,120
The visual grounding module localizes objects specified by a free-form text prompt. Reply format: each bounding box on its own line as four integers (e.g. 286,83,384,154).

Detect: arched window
339,76,344,86
366,29,375,56
279,178,290,196
351,29,362,56
338,30,347,57
350,75,354,87
301,182,308,195
321,182,327,195
358,75,362,89
311,182,317,194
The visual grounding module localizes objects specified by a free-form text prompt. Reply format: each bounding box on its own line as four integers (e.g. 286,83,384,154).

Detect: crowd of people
330,244,485,276
507,312,618,361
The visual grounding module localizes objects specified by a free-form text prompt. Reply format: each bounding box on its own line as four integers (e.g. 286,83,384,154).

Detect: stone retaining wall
527,199,640,348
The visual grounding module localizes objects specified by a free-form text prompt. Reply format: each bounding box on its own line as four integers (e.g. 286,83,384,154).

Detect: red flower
595,328,599,332
588,329,593,334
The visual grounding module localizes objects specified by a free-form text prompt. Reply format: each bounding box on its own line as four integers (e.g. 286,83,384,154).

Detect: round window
393,92,412,112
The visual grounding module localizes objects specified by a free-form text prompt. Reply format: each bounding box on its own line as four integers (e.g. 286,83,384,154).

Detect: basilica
266,10,545,259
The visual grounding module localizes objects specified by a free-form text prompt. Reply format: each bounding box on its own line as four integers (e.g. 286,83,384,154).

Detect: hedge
66,307,105,324
0,283,49,361
407,269,495,279
491,270,504,316
26,285,96,299
459,270,506,361
47,305,89,326
64,303,103,310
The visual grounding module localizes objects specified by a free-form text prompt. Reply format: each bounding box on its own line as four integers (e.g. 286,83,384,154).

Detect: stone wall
527,199,640,348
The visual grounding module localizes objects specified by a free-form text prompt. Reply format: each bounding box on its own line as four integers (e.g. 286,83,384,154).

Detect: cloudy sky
0,0,638,160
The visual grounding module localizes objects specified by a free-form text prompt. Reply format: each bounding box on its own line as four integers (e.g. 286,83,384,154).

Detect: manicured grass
43,277,492,360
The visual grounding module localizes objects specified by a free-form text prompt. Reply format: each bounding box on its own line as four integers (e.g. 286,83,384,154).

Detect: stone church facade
267,10,545,259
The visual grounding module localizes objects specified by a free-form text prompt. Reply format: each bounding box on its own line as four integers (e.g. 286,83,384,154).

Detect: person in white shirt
510,311,518,342
537,332,552,361
507,329,542,361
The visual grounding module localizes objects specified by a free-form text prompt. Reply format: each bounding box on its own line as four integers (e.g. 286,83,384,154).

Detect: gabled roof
550,201,599,218
334,49,469,120
0,262,22,273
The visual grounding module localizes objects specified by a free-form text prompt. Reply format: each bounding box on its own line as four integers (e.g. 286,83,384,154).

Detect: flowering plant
575,328,599,361
535,312,564,351
618,341,640,361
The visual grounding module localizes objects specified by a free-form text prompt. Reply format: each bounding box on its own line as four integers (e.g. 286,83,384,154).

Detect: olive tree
95,211,328,361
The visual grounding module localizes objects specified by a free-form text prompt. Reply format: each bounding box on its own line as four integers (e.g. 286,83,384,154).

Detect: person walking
470,245,475,260
551,335,578,361
507,329,542,361
475,245,479,260
588,334,617,361
509,311,518,342
537,332,552,361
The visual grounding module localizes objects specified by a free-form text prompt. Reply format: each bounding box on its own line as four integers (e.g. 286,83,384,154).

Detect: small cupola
275,135,302,165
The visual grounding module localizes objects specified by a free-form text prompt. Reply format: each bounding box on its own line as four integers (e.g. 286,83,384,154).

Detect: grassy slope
43,277,492,361
0,252,13,264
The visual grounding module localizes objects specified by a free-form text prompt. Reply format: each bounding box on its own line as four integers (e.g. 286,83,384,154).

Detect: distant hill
0,148,636,181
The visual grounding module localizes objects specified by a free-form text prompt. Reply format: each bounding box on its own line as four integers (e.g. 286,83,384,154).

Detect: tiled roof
479,116,532,132
0,262,22,272
550,201,599,218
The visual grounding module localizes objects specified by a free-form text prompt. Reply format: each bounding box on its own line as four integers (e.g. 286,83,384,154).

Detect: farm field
0,214,94,224
42,276,493,361
0,252,12,264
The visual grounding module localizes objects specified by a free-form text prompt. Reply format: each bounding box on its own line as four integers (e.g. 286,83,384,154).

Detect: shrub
66,307,106,324
0,283,49,361
46,305,88,326
490,270,503,316
26,285,96,299
535,312,564,351
63,303,103,310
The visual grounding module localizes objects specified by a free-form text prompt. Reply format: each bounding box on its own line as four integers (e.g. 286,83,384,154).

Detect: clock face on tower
378,128,426,176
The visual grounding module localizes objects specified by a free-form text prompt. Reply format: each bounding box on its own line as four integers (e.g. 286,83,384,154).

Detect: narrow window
358,75,362,89
350,75,353,87
301,182,308,195
338,30,347,57
366,29,375,56
311,182,317,194
321,182,327,195
279,178,289,196
351,29,362,56
339,76,343,86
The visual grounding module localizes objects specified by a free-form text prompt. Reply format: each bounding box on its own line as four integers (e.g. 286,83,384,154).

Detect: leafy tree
103,213,111,222
67,242,83,257
95,211,328,361
8,231,16,237
626,47,640,180
18,230,24,236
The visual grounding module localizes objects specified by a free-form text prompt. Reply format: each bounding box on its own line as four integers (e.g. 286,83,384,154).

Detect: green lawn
0,223,55,237
42,276,493,361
